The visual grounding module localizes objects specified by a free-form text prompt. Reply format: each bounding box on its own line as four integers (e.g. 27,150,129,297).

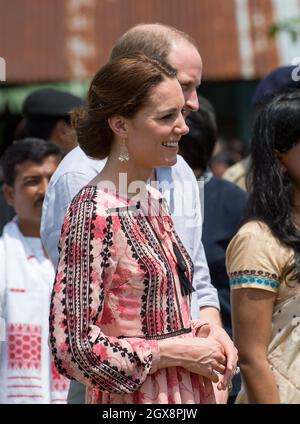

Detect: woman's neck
18,219,40,237
90,155,154,199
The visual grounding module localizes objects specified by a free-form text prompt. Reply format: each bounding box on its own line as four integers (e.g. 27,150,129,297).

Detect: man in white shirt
41,23,237,403
0,138,69,403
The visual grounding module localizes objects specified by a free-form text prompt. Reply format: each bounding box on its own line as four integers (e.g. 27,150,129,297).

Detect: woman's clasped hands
157,321,238,394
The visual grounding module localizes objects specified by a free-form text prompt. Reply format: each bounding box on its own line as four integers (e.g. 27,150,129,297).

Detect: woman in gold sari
226,89,300,403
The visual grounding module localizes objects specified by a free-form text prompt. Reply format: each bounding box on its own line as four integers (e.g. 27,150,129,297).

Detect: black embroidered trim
172,242,194,296
117,326,192,340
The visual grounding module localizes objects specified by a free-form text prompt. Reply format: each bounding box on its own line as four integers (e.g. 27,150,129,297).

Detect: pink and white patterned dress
49,185,215,404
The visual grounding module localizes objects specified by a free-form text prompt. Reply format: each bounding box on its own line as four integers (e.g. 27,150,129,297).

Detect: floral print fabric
50,185,214,404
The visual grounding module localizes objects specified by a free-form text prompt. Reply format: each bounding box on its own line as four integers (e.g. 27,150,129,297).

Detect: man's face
3,155,61,236
50,119,78,154
167,39,202,116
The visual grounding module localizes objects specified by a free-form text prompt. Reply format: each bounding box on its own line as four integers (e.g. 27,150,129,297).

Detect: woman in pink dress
49,54,228,404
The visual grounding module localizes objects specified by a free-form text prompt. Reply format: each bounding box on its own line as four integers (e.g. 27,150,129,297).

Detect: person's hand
181,337,227,381
158,336,226,382
196,323,238,390
212,381,229,404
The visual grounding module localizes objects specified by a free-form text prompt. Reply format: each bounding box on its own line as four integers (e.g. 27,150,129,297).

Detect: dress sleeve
49,195,159,394
226,223,286,293
41,171,93,268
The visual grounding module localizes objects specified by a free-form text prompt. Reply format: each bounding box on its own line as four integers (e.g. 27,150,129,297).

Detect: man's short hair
2,138,62,186
110,23,198,61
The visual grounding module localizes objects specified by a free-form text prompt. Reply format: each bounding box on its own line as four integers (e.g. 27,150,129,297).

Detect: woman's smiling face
125,77,189,171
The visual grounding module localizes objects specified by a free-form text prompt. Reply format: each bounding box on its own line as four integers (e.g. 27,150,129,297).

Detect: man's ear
273,150,287,172
50,120,71,140
2,184,15,207
108,116,129,139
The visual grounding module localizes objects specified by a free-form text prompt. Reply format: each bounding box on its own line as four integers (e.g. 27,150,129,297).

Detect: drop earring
118,139,130,162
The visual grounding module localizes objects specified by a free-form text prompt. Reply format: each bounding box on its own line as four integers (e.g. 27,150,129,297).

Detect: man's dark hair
17,115,71,141
179,96,218,172
2,137,62,186
19,88,83,141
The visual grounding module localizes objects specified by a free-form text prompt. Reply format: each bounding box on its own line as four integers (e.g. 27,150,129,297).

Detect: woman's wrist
191,320,210,336
157,338,182,369
148,340,160,375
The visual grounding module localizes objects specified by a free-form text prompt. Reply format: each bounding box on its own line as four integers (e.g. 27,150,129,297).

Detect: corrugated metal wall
1,0,69,82
0,0,298,83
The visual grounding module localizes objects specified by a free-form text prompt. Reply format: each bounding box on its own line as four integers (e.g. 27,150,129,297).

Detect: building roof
0,0,298,84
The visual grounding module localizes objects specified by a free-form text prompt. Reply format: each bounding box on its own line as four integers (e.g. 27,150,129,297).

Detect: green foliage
269,16,300,42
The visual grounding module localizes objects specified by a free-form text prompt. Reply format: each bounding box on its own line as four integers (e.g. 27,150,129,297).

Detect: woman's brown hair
72,53,177,159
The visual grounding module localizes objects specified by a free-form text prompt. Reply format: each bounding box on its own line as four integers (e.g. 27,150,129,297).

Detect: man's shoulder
174,154,193,172
209,176,248,199
171,155,196,182
50,146,105,184
222,156,250,190
0,219,20,247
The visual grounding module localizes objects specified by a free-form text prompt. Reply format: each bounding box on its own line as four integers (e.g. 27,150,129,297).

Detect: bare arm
156,335,226,382
199,306,238,390
200,306,222,326
231,288,279,403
